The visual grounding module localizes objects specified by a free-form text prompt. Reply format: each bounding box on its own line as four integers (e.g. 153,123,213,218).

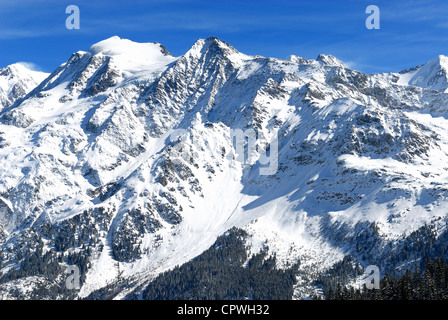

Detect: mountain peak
83,36,177,76
1,63,47,79
203,36,233,48
186,36,241,59
434,54,448,63
0,63,48,95
88,36,173,58
0,63,48,109
406,54,448,92
316,54,347,68
287,55,316,65
1,63,26,75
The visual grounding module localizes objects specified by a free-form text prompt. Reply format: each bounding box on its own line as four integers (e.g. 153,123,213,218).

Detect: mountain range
1,36,448,299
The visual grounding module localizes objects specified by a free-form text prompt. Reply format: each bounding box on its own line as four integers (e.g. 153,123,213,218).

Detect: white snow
88,36,177,78
408,55,448,92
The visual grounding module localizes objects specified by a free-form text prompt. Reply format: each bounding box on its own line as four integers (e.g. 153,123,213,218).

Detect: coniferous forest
83,224,448,301
127,227,298,300
324,257,448,300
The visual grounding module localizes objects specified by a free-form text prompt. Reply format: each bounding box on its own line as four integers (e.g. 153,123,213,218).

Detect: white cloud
16,61,44,72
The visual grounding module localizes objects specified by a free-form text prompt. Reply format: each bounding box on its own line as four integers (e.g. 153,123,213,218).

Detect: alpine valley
1,36,448,299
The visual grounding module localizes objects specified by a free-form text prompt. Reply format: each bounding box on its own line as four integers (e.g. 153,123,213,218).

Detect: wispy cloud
16,61,45,72
382,0,448,24
0,0,361,38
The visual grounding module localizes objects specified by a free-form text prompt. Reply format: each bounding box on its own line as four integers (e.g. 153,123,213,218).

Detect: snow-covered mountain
1,36,448,299
0,63,48,110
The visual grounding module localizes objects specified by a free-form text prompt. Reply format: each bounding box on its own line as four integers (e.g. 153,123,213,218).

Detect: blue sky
1,0,448,74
